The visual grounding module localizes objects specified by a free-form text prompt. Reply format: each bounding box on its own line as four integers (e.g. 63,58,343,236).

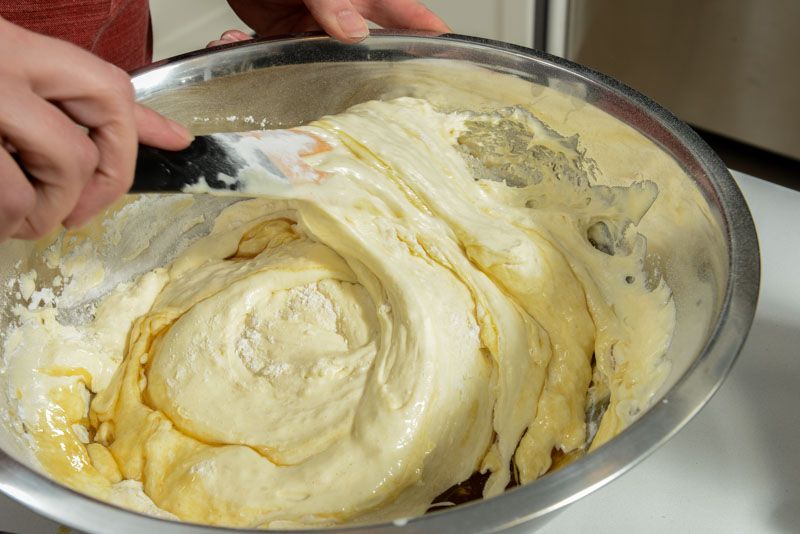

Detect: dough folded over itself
5,97,674,528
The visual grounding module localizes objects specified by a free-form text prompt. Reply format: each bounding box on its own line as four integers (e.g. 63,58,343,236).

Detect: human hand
223,0,450,44
207,29,253,48
0,17,193,241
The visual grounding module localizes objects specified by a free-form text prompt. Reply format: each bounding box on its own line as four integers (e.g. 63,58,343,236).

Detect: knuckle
106,66,135,98
90,162,135,208
22,218,52,240
94,65,135,106
105,167,134,196
0,183,36,222
74,136,101,178
16,189,72,240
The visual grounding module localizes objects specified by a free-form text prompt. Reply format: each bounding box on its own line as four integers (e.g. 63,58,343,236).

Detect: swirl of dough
90,198,498,526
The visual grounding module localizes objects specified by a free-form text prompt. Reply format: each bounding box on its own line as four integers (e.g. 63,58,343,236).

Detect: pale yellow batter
2,97,674,528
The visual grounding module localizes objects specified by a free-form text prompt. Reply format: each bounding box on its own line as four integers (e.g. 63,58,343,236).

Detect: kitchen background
1,2,798,533
151,0,800,189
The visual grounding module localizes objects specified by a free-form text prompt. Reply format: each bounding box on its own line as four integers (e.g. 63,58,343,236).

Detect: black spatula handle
11,136,245,194
132,135,246,193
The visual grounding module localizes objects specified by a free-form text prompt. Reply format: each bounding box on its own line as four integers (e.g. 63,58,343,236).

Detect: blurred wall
566,0,800,160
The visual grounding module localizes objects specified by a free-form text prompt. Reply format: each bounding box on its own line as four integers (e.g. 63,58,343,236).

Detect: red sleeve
1,0,152,72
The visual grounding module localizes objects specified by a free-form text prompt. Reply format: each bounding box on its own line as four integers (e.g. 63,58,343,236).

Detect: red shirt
1,0,152,71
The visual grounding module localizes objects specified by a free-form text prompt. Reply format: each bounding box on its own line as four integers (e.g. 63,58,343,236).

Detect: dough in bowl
2,96,674,528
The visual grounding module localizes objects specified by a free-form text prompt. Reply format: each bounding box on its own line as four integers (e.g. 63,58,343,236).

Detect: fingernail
337,9,369,40
223,30,250,41
62,214,87,230
168,120,193,142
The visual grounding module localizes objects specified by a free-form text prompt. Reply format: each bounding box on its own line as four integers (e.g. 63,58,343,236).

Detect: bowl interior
0,34,758,533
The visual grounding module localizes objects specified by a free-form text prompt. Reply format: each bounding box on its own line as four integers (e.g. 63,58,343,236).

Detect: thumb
303,0,369,43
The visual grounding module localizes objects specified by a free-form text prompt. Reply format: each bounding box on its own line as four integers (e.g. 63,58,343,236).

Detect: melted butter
30,384,111,500
37,366,94,390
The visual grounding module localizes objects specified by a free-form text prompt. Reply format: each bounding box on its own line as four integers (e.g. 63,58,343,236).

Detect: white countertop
1,170,798,533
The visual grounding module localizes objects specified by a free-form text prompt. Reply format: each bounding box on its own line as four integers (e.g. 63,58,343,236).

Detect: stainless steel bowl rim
0,31,760,534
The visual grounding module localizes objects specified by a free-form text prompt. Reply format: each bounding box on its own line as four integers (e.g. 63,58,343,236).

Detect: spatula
132,129,330,194
13,129,329,197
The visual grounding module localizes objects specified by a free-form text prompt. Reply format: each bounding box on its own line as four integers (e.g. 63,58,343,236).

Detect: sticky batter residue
2,97,674,528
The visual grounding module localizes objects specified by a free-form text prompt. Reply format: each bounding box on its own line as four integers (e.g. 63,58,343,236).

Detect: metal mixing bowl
0,32,759,533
